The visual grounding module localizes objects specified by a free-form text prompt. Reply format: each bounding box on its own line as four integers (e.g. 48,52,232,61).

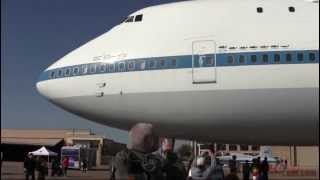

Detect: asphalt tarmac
1,161,318,180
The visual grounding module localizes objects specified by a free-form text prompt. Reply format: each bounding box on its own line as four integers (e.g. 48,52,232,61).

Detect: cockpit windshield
122,14,143,23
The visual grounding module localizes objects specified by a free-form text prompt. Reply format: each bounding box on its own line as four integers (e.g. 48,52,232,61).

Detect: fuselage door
192,40,217,84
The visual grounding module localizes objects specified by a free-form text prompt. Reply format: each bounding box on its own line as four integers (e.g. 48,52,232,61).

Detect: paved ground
1,161,319,180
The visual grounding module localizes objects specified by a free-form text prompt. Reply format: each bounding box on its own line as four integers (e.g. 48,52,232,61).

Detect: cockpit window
135,14,143,22
125,16,134,23
123,14,143,23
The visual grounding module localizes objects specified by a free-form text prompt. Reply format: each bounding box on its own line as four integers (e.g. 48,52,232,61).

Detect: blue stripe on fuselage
38,50,319,82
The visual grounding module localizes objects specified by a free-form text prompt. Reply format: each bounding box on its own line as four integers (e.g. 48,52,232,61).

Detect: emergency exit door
192,40,217,84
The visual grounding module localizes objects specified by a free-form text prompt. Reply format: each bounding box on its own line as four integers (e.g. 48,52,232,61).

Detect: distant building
1,129,125,166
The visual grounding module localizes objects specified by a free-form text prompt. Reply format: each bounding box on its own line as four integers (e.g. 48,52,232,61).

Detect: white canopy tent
29,146,58,170
29,146,58,156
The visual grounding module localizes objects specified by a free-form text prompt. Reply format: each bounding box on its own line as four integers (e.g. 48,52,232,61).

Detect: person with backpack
111,123,165,180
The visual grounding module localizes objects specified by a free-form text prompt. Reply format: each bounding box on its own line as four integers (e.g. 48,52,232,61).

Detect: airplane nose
36,70,51,99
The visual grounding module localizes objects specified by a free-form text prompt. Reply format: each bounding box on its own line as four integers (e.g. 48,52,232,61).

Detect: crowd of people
23,154,74,180
23,154,48,180
110,123,273,180
241,157,270,180
22,123,274,180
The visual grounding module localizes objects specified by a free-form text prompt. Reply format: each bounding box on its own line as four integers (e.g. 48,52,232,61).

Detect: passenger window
99,63,107,72
128,61,135,71
49,71,55,78
171,59,177,67
205,56,214,66
149,60,156,69
262,54,268,63
239,55,246,64
257,7,263,13
159,59,166,68
135,14,143,22
297,53,304,61
227,55,234,64
81,65,88,74
139,60,146,70
251,55,257,63
109,63,115,72
73,67,80,75
57,69,63,77
286,53,292,62
64,68,71,76
90,64,96,73
118,62,126,71
274,54,281,63
198,56,204,67
309,53,316,61
289,6,295,12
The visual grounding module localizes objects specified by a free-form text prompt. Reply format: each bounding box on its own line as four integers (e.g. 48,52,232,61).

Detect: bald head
128,123,159,153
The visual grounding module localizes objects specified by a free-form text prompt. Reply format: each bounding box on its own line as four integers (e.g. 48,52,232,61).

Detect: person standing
228,155,237,173
62,157,69,176
159,138,187,180
189,149,217,180
162,150,187,180
283,159,288,175
211,158,224,180
81,159,88,173
261,157,269,180
24,154,36,180
111,123,165,180
50,157,59,176
242,160,250,180
36,157,47,180
251,158,260,180
257,157,262,178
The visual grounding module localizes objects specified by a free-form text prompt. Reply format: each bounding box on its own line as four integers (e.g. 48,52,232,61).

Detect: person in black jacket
162,150,187,180
24,154,36,180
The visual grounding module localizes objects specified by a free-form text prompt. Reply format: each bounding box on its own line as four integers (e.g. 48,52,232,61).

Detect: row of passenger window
48,51,318,79
49,58,178,79
224,52,317,65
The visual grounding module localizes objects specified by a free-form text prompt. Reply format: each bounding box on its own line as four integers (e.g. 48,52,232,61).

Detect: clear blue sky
1,0,182,143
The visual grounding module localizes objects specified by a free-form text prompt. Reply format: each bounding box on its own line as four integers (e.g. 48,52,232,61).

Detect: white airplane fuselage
36,0,319,145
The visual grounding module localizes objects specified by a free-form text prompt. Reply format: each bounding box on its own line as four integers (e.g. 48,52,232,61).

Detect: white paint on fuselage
37,0,319,145
46,0,318,69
